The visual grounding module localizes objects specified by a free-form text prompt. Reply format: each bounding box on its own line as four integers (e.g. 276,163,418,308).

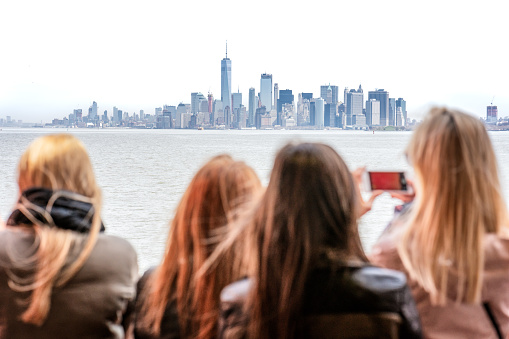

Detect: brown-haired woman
218,142,422,339
0,134,138,338
134,154,262,339
371,107,509,338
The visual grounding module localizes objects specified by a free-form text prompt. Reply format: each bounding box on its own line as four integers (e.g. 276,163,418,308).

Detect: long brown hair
10,134,102,325
140,154,261,338
243,142,366,339
398,107,509,305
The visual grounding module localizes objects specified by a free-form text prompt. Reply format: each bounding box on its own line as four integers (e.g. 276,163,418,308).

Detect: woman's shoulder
305,264,410,306
218,279,251,339
221,278,252,303
92,233,138,264
483,234,509,293
71,233,138,284
370,221,407,272
136,266,157,293
350,265,408,293
96,233,137,251
484,233,509,261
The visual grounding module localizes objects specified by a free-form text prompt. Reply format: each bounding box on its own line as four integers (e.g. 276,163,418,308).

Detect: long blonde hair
139,155,261,339
398,107,508,305
10,134,102,325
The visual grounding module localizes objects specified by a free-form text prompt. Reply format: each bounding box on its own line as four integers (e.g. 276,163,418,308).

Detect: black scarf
7,187,105,233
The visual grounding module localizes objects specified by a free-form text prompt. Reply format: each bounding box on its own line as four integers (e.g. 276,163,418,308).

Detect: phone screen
369,172,407,191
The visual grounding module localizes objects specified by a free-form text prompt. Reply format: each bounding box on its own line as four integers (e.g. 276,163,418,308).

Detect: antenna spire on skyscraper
226,40,228,58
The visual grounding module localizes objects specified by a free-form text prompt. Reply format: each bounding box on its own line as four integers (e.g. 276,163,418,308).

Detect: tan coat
371,225,509,339
0,228,138,339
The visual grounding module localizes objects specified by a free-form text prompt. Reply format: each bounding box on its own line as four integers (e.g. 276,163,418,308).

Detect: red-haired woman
134,155,261,339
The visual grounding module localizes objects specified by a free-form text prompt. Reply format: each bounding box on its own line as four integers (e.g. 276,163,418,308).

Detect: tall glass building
368,89,389,126
221,45,232,116
344,85,364,125
315,98,325,128
260,73,272,111
396,98,407,126
248,88,256,127
320,85,339,105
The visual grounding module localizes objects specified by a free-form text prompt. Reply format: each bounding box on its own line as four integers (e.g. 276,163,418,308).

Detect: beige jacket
371,225,509,339
0,228,138,339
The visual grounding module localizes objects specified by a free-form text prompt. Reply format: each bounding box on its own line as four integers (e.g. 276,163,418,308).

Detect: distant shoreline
2,124,508,131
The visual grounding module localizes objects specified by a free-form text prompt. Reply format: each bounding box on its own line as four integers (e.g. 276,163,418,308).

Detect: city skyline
0,48,498,128
1,0,508,122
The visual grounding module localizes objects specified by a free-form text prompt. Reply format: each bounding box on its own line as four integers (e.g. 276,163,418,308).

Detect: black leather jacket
219,263,422,339
133,268,181,339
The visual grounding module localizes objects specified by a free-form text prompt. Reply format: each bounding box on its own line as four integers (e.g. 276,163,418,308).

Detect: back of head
142,154,261,338
263,142,363,258
400,107,508,304
18,134,99,201
247,142,365,338
175,155,261,241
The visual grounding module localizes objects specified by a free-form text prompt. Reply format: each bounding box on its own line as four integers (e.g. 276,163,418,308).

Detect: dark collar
7,187,105,233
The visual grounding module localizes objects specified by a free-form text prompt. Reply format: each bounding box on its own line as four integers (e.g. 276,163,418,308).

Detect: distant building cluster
2,44,507,130
0,116,29,128
49,102,163,129
199,44,410,130
34,43,414,130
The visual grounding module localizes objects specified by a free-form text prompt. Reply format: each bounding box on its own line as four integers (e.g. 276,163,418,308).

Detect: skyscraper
260,73,272,111
396,98,407,126
274,83,279,111
208,93,213,114
232,91,242,110
366,99,380,126
213,100,223,126
368,89,390,126
88,101,98,120
221,42,232,116
389,98,396,125
320,85,339,105
315,98,325,128
345,85,364,125
320,85,339,127
248,88,256,127
277,89,294,125
309,101,316,126
297,93,312,126
487,105,498,124
191,92,206,114
396,107,403,126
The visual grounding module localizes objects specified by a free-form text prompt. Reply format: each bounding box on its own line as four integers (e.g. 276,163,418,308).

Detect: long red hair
139,154,261,338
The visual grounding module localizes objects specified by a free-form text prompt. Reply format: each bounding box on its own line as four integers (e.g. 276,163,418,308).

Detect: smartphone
364,171,412,193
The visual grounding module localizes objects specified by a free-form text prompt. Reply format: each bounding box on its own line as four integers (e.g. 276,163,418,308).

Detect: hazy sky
1,0,507,122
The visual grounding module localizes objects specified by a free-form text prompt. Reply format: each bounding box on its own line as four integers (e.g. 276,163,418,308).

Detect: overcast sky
1,0,507,122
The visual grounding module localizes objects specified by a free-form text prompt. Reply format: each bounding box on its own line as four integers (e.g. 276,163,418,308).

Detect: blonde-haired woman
134,155,261,339
371,107,509,338
0,134,137,338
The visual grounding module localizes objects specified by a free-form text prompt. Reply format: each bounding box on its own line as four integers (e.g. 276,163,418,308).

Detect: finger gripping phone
364,171,411,192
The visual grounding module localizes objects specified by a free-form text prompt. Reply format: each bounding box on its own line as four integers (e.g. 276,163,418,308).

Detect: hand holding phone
352,167,383,218
363,171,413,194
